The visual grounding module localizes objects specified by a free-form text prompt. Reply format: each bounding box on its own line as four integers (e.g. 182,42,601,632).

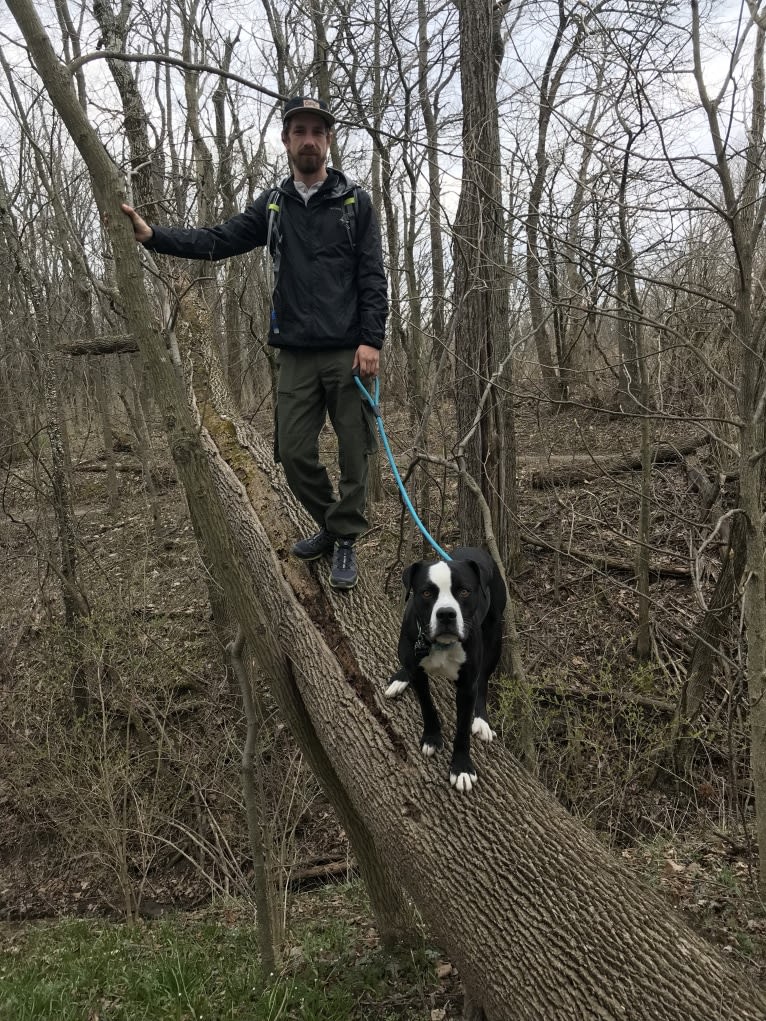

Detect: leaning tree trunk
10,3,766,1016
206,410,766,1021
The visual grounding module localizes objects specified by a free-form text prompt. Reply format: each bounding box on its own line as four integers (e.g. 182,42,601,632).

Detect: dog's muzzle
432,605,462,643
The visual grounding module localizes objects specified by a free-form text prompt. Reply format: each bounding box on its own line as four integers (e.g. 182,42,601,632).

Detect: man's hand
353,343,380,378
120,203,153,244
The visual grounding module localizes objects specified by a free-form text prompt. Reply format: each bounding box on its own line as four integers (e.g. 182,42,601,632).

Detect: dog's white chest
420,642,467,682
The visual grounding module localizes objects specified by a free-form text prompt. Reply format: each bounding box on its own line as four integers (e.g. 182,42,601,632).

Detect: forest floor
1,393,765,1014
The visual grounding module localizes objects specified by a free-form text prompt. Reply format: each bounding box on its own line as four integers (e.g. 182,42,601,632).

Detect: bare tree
0,173,91,710
685,0,766,892
452,0,514,564
521,2,594,400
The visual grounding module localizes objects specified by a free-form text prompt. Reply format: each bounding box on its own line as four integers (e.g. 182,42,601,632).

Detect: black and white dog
386,547,507,793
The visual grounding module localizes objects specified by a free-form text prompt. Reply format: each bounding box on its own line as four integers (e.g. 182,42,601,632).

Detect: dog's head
402,555,492,644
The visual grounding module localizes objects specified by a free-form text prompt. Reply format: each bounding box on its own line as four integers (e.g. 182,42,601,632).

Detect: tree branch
67,49,285,101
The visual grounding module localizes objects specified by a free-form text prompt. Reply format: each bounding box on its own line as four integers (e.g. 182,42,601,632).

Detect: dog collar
414,623,431,657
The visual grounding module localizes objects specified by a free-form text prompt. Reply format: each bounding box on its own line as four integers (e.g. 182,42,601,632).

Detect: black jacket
144,169,388,351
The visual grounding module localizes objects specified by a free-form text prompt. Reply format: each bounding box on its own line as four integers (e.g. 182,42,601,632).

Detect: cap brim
283,108,335,128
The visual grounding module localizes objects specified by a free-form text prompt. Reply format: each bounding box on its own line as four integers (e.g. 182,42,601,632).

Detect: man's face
283,113,331,176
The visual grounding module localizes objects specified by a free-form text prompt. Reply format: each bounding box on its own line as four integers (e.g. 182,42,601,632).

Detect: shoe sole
293,549,333,561
329,576,358,590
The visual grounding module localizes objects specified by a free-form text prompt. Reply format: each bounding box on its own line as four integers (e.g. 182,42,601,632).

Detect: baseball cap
283,96,335,129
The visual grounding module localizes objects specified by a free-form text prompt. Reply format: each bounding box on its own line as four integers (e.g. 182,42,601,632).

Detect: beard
293,150,324,174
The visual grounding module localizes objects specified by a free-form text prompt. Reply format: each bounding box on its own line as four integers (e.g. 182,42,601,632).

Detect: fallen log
524,434,710,488
56,335,140,356
73,460,142,474
525,537,692,579
285,859,357,888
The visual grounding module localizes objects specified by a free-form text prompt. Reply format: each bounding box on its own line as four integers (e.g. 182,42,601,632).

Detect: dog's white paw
472,717,496,743
421,741,439,757
385,678,409,698
450,770,477,793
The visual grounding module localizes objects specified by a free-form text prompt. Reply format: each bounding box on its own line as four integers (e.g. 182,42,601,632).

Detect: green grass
0,887,439,1021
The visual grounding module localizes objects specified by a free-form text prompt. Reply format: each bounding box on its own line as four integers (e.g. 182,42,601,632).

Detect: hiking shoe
292,527,335,561
329,538,358,590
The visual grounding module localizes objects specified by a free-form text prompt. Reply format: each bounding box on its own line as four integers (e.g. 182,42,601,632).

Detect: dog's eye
458,588,470,600
421,589,434,601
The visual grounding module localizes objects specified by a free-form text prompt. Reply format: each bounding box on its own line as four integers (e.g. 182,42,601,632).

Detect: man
122,96,387,590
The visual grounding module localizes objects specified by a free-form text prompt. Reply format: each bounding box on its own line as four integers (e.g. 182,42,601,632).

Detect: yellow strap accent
344,196,356,206
268,203,280,212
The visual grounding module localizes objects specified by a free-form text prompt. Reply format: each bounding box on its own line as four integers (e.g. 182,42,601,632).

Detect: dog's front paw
385,668,410,699
471,716,496,743
420,731,444,757
449,754,478,792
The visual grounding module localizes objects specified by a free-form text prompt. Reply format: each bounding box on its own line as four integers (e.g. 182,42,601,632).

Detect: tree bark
91,357,119,513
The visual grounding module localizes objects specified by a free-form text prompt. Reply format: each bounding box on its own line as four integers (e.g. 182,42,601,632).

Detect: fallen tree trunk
56,335,140,355
286,859,356,888
73,460,142,474
524,433,710,488
525,536,692,580
10,5,765,1015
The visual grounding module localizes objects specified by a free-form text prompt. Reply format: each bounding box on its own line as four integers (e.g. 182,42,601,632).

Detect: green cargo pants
275,348,378,539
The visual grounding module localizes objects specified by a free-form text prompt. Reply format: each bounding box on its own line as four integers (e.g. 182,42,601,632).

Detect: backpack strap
341,186,360,250
266,189,282,334
266,189,282,272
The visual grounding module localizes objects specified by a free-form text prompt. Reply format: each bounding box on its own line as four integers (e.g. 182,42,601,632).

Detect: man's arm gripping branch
121,203,153,243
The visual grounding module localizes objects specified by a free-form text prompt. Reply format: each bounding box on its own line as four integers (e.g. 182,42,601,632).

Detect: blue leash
354,372,451,562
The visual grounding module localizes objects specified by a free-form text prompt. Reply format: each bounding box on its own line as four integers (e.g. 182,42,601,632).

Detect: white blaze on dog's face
428,561,465,641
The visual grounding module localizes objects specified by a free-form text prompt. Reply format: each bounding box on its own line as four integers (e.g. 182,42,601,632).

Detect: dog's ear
401,562,421,599
466,556,494,599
